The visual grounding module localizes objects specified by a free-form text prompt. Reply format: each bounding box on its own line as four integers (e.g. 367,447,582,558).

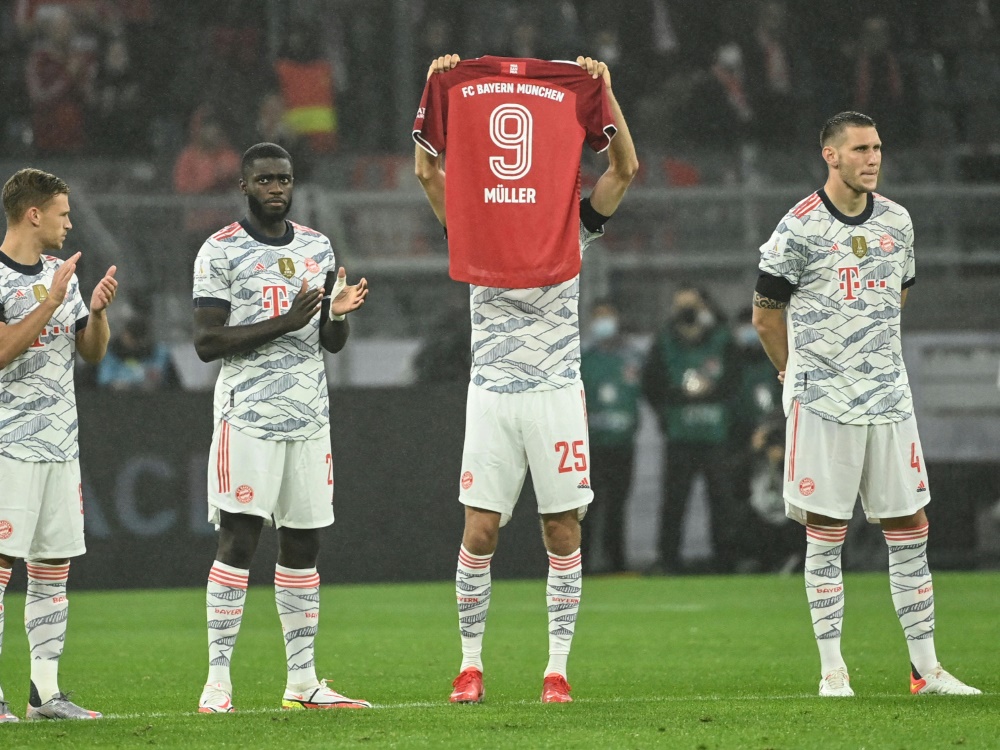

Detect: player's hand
777,371,785,384
577,56,611,87
329,267,368,318
47,251,81,306
283,278,324,331
427,54,461,79
89,265,118,314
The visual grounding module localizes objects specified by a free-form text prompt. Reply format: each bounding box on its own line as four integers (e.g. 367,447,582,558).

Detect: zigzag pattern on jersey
471,279,580,393
0,265,85,461
195,224,334,440
468,226,599,394
761,195,914,424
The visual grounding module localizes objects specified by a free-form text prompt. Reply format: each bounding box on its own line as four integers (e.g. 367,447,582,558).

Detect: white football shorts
0,455,85,560
783,400,930,524
459,383,593,526
207,420,335,529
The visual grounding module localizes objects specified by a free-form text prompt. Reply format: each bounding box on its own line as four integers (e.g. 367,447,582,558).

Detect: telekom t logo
262,285,290,318
837,266,861,301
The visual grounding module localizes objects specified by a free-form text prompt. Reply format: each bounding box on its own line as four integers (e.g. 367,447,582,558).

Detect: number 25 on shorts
555,440,587,473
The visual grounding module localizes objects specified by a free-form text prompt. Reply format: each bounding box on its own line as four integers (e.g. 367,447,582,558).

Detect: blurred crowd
578,288,797,576
2,0,999,171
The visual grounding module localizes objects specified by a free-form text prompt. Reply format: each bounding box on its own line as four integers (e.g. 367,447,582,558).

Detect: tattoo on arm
753,292,788,310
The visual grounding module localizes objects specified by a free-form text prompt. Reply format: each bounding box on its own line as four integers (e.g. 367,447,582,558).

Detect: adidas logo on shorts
916,480,927,493
577,477,590,489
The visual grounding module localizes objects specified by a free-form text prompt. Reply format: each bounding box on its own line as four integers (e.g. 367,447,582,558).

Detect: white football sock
25,562,70,703
804,525,848,675
456,545,492,673
545,549,582,679
275,564,321,691
206,561,248,687
884,523,938,675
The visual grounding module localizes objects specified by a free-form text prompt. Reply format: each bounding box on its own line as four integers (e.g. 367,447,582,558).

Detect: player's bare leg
804,512,852,696
880,509,980,695
200,512,262,713
450,507,500,703
539,510,582,703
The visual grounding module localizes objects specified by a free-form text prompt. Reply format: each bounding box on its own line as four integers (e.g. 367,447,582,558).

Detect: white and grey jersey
759,190,915,425
469,224,601,393
193,220,335,440
0,252,89,462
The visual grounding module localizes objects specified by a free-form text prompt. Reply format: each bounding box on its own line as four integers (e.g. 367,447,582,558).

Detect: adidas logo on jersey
577,477,590,489
254,262,266,272
916,480,927,493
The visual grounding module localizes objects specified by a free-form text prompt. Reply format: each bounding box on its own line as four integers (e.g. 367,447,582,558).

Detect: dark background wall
73,386,553,589
69,385,993,590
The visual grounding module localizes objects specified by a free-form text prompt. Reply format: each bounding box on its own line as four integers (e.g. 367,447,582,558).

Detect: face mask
675,307,698,325
590,316,618,341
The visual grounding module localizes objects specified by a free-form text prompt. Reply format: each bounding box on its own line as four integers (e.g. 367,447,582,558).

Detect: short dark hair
820,111,877,147
241,142,292,177
2,168,69,222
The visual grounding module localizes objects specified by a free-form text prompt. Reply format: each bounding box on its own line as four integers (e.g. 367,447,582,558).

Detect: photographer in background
642,286,739,574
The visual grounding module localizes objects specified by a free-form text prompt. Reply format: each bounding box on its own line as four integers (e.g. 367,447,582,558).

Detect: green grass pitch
0,572,995,748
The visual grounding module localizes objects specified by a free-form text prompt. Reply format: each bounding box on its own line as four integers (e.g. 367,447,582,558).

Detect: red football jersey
413,56,616,288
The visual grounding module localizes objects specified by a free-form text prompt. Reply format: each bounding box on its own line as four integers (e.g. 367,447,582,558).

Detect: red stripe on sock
274,573,320,588
208,565,248,589
458,549,492,569
884,523,929,541
0,568,11,586
548,554,582,571
806,525,847,543
26,563,70,580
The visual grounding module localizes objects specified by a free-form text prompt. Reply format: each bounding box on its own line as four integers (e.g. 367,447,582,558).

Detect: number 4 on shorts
910,442,921,473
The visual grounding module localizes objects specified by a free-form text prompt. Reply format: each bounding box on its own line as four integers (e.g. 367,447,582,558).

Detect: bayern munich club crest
0,520,12,540
461,471,474,490
879,233,895,253
305,258,320,273
799,478,816,497
235,485,255,504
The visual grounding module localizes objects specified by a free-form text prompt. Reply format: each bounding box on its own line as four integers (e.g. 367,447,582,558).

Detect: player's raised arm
414,54,460,228
76,264,117,364
193,278,323,362
583,57,639,219
414,146,447,228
